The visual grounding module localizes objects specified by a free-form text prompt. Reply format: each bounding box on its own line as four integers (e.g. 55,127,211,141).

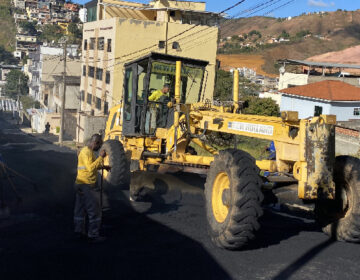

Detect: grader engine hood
301,116,336,200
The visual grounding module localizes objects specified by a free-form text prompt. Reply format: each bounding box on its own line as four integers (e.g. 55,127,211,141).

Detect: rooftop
279,80,360,102
279,59,360,70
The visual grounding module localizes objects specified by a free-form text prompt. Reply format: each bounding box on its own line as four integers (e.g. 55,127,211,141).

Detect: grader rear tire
315,156,360,242
205,149,263,250
101,140,130,189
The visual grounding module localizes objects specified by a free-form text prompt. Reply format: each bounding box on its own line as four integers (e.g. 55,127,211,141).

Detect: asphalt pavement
0,112,359,280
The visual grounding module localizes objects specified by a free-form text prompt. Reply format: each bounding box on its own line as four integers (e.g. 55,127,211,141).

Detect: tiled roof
279,80,360,101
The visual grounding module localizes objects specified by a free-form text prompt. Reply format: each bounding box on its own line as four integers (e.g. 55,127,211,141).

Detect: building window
82,65,86,76
314,105,323,116
107,39,111,52
89,66,94,78
106,71,110,84
89,38,95,50
80,90,85,101
87,93,92,105
104,101,109,114
98,37,104,50
96,97,101,110
83,39,87,50
158,41,165,49
96,67,103,80
354,108,360,116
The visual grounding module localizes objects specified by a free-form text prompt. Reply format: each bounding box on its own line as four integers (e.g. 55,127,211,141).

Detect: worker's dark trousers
73,184,101,238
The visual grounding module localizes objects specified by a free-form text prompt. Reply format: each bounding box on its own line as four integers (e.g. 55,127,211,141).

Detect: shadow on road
244,209,321,251
0,116,230,280
272,238,335,279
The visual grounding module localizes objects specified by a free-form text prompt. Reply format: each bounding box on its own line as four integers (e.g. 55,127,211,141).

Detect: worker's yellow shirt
148,90,168,101
75,146,103,185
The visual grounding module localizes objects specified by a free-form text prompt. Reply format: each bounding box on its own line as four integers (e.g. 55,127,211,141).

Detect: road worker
147,84,171,133
148,83,170,102
73,134,110,243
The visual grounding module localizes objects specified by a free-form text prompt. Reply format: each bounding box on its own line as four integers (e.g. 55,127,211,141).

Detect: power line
247,0,283,16
34,1,251,83
220,0,247,14
263,0,296,16
80,1,249,65
219,0,285,36
234,0,279,16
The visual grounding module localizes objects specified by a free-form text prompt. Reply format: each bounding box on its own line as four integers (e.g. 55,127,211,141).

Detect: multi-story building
25,0,38,10
80,0,220,116
27,45,79,101
16,34,38,55
26,7,39,21
38,0,50,9
40,56,81,112
27,51,41,99
64,3,80,12
13,0,26,10
14,13,28,24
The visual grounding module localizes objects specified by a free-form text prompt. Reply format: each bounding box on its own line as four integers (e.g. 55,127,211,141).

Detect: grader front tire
315,156,360,242
101,140,130,189
205,149,263,250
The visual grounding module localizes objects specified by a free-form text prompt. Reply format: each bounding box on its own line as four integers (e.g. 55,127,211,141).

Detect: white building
79,8,87,23
280,80,360,121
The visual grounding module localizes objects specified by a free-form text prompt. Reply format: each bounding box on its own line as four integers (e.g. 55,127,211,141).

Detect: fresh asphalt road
0,112,359,280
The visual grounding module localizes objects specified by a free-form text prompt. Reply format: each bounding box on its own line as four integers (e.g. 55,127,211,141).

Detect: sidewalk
19,125,78,151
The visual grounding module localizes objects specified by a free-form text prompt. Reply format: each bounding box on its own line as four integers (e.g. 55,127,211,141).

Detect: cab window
124,68,133,121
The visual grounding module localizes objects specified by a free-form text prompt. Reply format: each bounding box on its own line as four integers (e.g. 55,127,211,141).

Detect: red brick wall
336,126,360,138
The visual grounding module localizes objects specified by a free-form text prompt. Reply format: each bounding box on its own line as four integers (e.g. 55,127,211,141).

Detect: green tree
279,30,290,39
20,95,40,110
214,69,233,101
0,46,18,64
68,23,81,36
242,96,279,116
19,21,37,35
67,22,82,44
5,70,29,97
249,30,262,38
239,78,261,96
38,24,63,43
296,30,311,38
231,35,239,42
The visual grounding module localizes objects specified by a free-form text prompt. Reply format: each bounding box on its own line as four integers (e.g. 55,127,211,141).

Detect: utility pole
59,40,67,145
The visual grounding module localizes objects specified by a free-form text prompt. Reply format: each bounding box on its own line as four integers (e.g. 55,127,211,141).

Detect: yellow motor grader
101,52,360,250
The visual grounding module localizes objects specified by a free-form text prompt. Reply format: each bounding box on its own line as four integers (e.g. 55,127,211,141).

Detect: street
0,112,360,280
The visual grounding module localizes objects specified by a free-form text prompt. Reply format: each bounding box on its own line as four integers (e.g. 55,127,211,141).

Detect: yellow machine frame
104,61,337,201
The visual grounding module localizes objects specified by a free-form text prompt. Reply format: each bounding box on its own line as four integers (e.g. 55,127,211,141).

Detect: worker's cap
163,84,170,88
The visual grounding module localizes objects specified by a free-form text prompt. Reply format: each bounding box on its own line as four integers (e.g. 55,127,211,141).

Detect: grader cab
102,53,360,250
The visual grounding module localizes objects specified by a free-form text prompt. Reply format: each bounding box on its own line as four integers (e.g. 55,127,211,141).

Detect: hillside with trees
219,9,360,74
0,0,16,52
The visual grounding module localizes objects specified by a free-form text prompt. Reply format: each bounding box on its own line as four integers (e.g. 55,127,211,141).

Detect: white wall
330,102,360,121
281,95,360,121
65,85,80,110
280,95,331,119
40,46,78,57
278,73,308,90
260,92,282,106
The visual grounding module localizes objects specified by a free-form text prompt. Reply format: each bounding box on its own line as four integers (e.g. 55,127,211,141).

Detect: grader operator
101,52,360,250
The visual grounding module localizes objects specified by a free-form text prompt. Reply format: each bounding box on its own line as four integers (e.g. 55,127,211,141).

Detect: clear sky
73,0,359,18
